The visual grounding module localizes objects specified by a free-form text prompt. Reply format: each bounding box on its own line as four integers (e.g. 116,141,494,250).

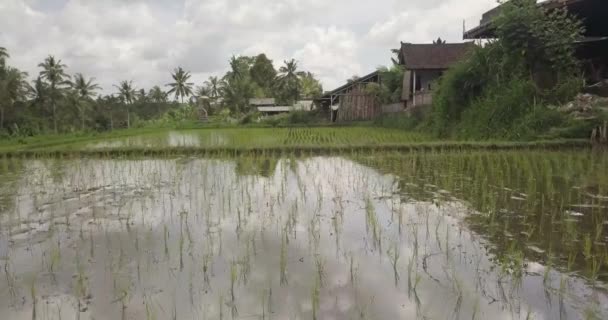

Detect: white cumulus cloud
0,0,497,93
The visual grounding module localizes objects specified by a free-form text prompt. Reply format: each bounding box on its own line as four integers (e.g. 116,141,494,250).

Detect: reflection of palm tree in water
235,158,279,178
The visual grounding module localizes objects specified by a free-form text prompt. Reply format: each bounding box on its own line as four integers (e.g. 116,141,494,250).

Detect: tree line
0,49,323,136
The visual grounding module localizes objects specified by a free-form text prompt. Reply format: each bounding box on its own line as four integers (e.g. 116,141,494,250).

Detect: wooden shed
315,71,382,122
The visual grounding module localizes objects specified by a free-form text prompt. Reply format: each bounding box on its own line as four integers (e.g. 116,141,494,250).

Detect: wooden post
402,70,411,107
412,70,417,107
330,94,334,122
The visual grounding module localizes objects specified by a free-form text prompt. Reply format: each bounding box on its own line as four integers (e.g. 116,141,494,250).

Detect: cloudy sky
0,0,497,93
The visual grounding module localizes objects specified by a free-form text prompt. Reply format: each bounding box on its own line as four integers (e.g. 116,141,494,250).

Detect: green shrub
239,112,261,125
260,114,288,127
428,0,584,140
512,107,565,140
456,78,536,139
374,108,427,131
287,110,316,124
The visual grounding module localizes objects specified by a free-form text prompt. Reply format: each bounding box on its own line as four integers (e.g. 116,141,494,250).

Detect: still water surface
0,151,607,319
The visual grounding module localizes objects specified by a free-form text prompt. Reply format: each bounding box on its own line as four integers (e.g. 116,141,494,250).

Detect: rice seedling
3,257,17,303
74,260,90,313
407,253,416,297
164,224,169,259
365,198,381,251
349,254,358,285
584,233,593,261
230,261,239,319
387,243,400,286
314,255,326,288
353,295,375,320
30,276,37,320
145,298,156,320
471,296,480,320
525,307,534,320
590,256,602,284
311,275,320,320
267,286,273,319
280,231,288,286
219,295,224,320
49,244,61,274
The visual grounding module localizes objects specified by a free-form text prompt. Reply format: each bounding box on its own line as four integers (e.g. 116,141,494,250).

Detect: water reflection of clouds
0,157,606,319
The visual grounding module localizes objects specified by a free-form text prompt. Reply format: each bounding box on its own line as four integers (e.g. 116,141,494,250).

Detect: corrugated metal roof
257,106,291,112
249,98,276,106
257,103,312,113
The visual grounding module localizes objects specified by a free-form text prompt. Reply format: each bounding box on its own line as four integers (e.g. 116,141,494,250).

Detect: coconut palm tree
38,55,70,133
0,47,8,69
166,67,194,103
148,86,167,116
204,76,222,101
114,80,136,128
278,59,304,102
194,85,209,98
72,73,100,99
149,86,167,103
228,56,243,81
220,77,256,114
299,72,323,99
71,73,100,130
29,76,47,103
98,94,121,130
136,89,147,103
0,67,29,130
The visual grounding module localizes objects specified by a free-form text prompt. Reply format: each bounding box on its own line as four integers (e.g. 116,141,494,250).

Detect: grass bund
0,127,594,158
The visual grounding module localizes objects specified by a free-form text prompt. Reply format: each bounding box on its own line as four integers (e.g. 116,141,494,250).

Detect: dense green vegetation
365,63,405,105
426,0,600,140
0,49,323,137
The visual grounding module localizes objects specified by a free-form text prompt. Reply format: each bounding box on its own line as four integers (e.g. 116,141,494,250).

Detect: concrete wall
412,92,433,107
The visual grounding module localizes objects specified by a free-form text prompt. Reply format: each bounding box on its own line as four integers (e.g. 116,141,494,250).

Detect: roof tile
400,42,475,69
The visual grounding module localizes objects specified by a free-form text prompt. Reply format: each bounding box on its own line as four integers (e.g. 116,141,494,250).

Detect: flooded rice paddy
85,128,430,150
0,150,607,319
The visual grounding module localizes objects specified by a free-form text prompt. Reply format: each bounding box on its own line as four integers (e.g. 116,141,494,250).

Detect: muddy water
0,154,607,319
